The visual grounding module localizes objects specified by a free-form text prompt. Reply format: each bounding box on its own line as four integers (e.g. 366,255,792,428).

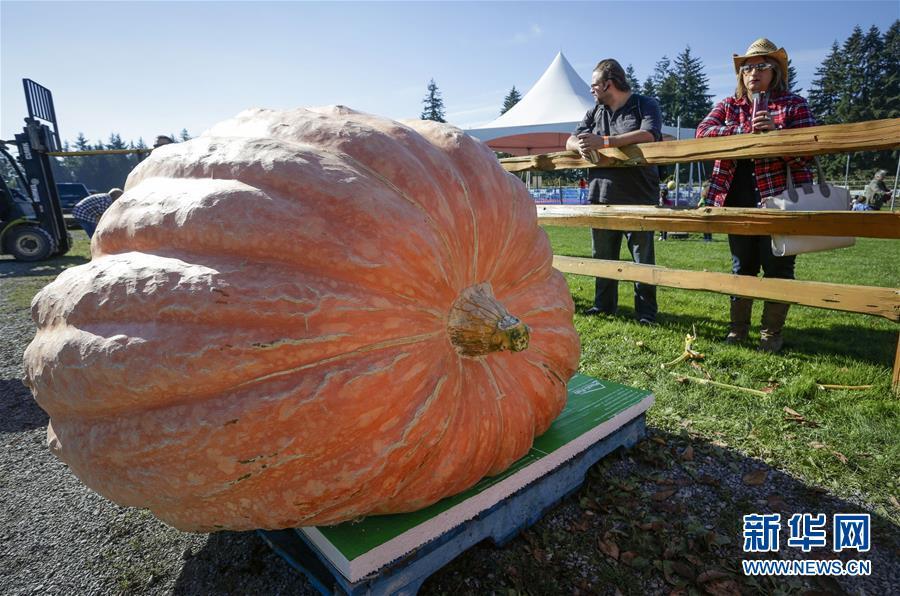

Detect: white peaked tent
466,52,689,156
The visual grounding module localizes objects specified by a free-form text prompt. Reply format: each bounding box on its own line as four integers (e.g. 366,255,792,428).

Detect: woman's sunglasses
740,63,774,74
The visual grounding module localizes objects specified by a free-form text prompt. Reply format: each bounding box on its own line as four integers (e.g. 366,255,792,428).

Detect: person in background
72,188,123,238
700,181,713,242
566,58,663,325
696,38,817,352
578,177,588,204
153,135,174,149
863,169,890,211
851,197,869,211
658,187,670,240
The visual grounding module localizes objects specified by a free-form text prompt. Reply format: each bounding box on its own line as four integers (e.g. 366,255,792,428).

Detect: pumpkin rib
479,358,536,475
292,371,453,523
60,342,444,503
187,353,445,510
476,174,537,284
109,153,457,302
403,120,519,286
205,112,478,290
484,361,539,474
34,252,446,331
29,324,446,420
322,148,464,291
374,362,465,510
162,346,460,527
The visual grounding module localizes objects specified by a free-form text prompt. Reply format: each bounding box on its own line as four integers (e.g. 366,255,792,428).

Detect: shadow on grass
0,255,89,279
0,377,47,434
573,294,896,368
171,430,899,595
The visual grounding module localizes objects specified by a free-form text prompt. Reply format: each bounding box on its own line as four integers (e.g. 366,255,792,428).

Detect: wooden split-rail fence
499,118,900,390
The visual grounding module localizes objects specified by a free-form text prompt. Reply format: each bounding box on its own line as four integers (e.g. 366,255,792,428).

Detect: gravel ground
2,259,898,595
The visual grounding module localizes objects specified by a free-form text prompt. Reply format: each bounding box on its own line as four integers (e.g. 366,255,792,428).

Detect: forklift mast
12,79,70,255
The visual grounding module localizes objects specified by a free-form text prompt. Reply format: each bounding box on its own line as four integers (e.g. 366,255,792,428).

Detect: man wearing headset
566,58,663,325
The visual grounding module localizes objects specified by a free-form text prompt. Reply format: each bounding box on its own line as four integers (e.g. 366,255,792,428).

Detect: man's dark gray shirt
574,93,662,205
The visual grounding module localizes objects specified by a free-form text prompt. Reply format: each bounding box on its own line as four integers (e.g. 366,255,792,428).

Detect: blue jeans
76,218,97,238
727,235,795,279
591,228,658,321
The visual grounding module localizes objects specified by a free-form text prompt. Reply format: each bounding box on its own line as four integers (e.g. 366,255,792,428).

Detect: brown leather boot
759,302,790,352
725,297,753,344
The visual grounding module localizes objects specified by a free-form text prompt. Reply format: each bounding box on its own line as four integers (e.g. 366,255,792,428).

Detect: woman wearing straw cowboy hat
696,38,818,353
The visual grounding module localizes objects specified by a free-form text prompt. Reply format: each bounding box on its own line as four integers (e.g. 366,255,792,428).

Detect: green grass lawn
545,226,900,521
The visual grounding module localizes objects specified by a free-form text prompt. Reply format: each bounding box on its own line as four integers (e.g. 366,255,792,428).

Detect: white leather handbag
763,158,855,257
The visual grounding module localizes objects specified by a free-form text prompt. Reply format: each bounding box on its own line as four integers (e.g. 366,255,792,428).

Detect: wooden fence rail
500,118,900,172
501,118,900,389
537,205,900,238
553,256,900,322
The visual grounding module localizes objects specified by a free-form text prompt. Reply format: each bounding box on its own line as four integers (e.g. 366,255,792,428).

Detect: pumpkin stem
447,283,530,357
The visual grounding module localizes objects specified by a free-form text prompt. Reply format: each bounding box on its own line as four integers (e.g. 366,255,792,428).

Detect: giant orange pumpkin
24,106,581,531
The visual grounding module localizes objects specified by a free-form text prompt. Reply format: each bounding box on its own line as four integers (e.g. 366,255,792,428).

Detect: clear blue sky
2,1,897,146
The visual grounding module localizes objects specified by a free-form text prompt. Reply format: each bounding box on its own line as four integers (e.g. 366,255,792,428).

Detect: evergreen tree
500,85,522,115
787,59,801,94
881,20,900,120
671,46,714,128
808,41,844,124
651,56,678,126
74,133,90,151
420,79,446,123
837,26,867,123
625,64,640,91
180,128,191,142
640,75,656,98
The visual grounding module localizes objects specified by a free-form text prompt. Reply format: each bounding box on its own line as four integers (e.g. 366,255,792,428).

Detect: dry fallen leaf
598,538,620,560
767,494,788,511
889,496,900,510
831,450,849,464
742,469,768,486
697,474,720,487
653,488,678,501
620,551,638,565
784,406,820,427
681,446,694,462
652,437,668,446
704,579,742,596
809,441,827,449
697,569,731,584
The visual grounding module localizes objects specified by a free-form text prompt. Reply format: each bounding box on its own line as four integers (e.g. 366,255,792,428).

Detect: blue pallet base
259,413,646,595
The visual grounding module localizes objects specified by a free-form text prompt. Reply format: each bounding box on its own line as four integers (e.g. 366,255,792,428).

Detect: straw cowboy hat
732,38,789,77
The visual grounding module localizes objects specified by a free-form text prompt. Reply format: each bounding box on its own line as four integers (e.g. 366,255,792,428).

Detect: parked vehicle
56,182,91,212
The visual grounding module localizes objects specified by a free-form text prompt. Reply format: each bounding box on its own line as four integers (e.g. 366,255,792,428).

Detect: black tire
6,225,55,262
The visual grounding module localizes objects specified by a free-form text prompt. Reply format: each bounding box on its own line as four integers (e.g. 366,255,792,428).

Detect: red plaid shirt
696,92,817,207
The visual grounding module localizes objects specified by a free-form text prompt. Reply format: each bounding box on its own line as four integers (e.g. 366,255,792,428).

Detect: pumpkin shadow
172,530,317,595
0,254,89,279
0,377,48,433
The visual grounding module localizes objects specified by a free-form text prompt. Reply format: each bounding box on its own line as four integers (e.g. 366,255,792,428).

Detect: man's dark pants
590,228,657,322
